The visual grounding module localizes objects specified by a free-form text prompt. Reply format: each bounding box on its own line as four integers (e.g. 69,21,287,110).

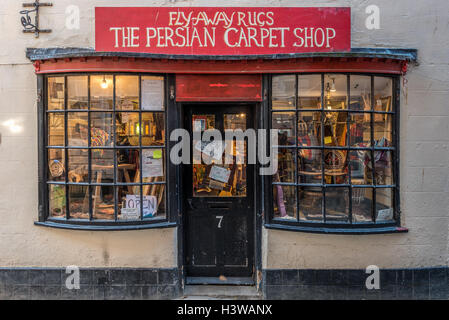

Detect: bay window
269,73,399,230
44,73,171,228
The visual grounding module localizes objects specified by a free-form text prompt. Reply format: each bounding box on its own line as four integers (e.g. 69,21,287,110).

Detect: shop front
2,2,449,300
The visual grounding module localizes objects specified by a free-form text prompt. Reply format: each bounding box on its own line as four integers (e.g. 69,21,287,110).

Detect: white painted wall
0,0,448,269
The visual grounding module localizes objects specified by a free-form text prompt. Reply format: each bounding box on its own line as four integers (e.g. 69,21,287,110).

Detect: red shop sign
95,7,351,55
176,74,262,101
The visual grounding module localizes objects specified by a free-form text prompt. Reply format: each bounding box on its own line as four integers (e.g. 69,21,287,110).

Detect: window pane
49,184,66,218
91,75,113,110
116,76,139,110
374,151,393,185
68,149,88,183
298,111,321,146
350,75,371,111
325,187,349,222
91,112,113,147
116,112,140,146
141,76,165,111
223,113,248,197
272,112,296,146
324,74,347,110
47,77,64,110
374,113,393,144
224,113,246,130
273,185,297,220
376,188,394,222
118,185,141,221
116,149,140,183
143,184,166,219
142,112,165,146
349,113,371,146
298,149,322,184
298,74,321,109
374,77,393,112
91,149,114,183
48,149,65,182
324,149,348,184
68,112,88,146
349,150,372,185
272,75,295,109
142,148,165,183
92,185,115,220
67,76,88,109
352,187,373,223
299,187,323,222
323,112,348,146
48,113,64,146
274,148,295,183
69,185,89,219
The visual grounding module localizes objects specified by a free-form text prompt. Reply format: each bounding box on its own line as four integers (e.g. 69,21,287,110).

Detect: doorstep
178,285,261,300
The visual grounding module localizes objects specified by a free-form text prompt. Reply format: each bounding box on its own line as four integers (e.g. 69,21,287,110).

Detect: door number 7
216,216,224,228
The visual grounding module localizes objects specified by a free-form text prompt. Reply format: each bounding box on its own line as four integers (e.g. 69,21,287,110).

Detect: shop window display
271,74,396,225
46,74,166,222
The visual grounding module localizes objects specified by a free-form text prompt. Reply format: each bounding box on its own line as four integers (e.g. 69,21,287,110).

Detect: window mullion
347,74,352,224
139,75,144,221
320,73,326,223
295,74,299,222
113,75,118,222
370,75,376,223
64,75,69,220
87,75,92,221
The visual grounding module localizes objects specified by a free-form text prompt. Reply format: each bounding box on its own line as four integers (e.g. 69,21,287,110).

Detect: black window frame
264,72,405,234
36,72,177,230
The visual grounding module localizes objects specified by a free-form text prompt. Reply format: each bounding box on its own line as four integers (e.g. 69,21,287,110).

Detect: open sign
124,194,158,218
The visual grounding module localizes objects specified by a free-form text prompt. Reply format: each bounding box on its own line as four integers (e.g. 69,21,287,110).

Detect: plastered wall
0,0,448,269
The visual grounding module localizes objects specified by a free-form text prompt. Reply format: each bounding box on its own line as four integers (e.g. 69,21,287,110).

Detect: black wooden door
183,104,254,280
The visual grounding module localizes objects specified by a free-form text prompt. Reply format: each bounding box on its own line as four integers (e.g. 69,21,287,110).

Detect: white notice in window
124,194,158,218
377,208,393,221
142,78,164,110
142,149,163,178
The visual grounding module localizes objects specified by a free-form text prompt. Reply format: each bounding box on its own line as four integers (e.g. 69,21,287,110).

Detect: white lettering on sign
293,27,336,48
110,27,140,48
109,25,338,49
146,27,216,48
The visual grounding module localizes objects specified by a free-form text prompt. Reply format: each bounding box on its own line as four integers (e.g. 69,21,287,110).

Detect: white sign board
209,165,231,183
194,140,226,161
377,208,393,221
120,207,140,220
124,194,158,218
142,149,163,178
142,78,164,111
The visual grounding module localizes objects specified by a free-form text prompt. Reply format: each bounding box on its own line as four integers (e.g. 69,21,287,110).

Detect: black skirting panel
0,268,180,300
263,267,448,300
1,266,447,299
